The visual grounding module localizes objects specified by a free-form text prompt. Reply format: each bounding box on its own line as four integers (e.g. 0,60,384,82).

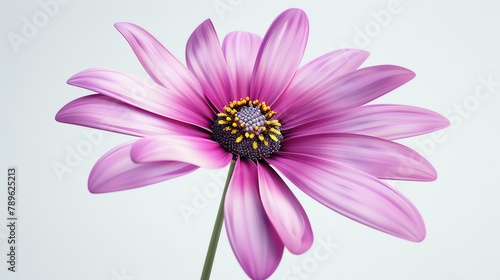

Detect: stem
200,158,237,280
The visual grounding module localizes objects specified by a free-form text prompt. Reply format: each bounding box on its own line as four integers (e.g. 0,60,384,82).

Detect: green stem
200,158,237,280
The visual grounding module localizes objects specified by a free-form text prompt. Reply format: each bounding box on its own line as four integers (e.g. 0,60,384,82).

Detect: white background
1,0,499,279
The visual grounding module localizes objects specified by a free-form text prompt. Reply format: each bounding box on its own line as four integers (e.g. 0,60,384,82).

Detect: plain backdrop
1,0,499,279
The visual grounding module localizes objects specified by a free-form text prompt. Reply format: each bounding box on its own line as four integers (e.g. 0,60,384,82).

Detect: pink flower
56,9,449,279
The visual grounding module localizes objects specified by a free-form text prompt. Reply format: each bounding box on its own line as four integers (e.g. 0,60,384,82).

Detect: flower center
212,97,283,160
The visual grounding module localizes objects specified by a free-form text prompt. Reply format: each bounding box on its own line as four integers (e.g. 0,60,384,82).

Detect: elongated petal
89,142,198,193
285,104,450,140
257,162,313,254
130,135,231,169
67,69,211,129
56,94,208,138
225,158,284,279
222,31,262,100
250,8,309,105
267,153,426,242
273,49,369,114
186,19,232,111
114,22,214,120
281,65,415,129
282,133,436,181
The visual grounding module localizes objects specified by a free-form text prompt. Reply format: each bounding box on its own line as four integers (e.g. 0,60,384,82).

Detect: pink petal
267,152,426,242
224,158,284,279
282,133,437,181
186,19,232,111
67,68,212,129
257,162,313,254
114,22,215,120
55,94,208,138
130,135,231,169
285,104,450,140
250,8,309,105
273,49,369,114
222,31,262,100
89,142,198,193
280,65,415,129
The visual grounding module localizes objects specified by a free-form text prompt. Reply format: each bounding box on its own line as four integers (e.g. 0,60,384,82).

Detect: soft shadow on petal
89,141,198,193
285,104,450,140
267,152,426,242
186,19,232,111
282,133,437,181
224,158,284,280
56,94,209,138
280,65,415,129
130,135,231,169
257,162,313,254
114,22,215,120
273,49,369,114
250,8,309,105
67,68,211,129
222,31,262,100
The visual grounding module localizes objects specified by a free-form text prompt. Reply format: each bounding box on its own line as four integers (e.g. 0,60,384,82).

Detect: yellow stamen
235,135,243,143
258,135,264,141
252,141,258,150
270,134,279,142
272,120,281,126
270,128,281,135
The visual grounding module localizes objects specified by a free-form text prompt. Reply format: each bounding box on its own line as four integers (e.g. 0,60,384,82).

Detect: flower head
56,8,449,279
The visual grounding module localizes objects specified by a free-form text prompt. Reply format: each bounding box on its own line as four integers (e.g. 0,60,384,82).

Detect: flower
56,8,449,280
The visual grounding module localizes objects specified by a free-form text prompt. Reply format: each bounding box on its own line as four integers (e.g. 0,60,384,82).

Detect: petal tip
114,22,142,35
66,76,76,86
416,159,438,182
353,49,370,60
282,8,307,17
54,109,64,123
88,185,100,194
399,66,416,80
288,232,314,255
378,65,416,81
439,115,451,128
87,173,101,194
409,228,426,242
405,209,426,242
66,69,92,86
114,22,130,30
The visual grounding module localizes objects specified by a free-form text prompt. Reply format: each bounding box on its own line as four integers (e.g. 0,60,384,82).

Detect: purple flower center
212,97,283,160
